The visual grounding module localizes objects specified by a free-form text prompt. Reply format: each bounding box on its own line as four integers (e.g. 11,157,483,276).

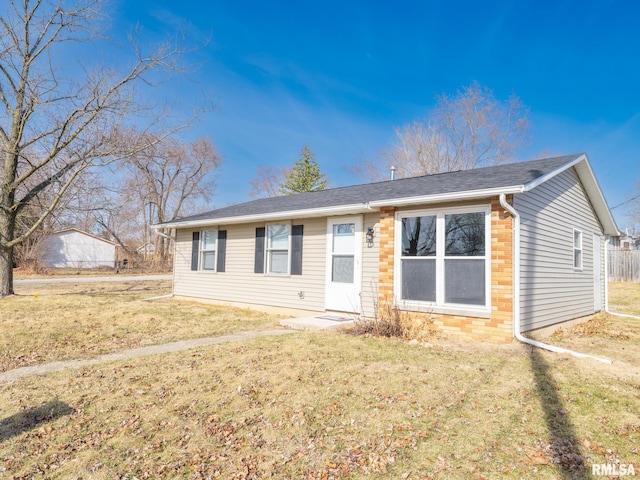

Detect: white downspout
604,236,609,312
499,194,612,364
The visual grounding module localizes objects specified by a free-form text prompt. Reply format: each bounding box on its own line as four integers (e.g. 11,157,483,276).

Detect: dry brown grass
346,304,438,342
548,282,640,375
1,280,281,373
0,281,638,478
1,333,638,479
608,281,640,316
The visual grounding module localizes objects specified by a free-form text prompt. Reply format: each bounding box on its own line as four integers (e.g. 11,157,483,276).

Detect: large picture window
396,207,490,309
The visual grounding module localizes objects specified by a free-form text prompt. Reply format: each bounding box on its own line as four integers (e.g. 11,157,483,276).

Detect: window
400,215,437,301
200,229,217,271
266,224,291,274
254,225,303,275
573,229,583,269
191,230,226,272
397,207,490,309
444,212,486,305
331,223,356,283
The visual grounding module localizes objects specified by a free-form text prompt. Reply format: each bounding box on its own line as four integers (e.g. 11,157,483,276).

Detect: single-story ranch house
156,153,619,342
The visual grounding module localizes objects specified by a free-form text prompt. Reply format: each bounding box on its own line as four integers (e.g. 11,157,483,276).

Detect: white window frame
394,205,491,315
265,222,291,275
573,228,583,270
199,229,218,272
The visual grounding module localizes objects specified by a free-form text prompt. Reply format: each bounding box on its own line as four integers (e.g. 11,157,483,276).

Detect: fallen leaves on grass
1,281,280,373
2,300,639,479
554,313,630,340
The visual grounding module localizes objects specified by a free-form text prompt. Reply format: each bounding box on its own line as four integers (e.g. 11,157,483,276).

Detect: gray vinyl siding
173,218,327,312
173,213,380,315
514,167,604,331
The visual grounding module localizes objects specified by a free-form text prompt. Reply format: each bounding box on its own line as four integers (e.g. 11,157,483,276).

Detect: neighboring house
41,229,117,268
156,154,619,342
136,242,156,256
617,233,640,250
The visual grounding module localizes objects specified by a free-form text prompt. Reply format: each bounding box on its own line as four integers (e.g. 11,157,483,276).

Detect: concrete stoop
280,314,356,331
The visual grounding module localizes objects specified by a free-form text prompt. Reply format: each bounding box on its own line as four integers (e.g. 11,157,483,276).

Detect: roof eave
523,153,620,236
52,228,119,246
367,185,525,208
574,157,620,236
153,203,374,229
156,186,528,229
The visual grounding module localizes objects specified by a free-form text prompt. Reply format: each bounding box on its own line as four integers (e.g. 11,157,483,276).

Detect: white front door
594,234,602,311
325,216,362,313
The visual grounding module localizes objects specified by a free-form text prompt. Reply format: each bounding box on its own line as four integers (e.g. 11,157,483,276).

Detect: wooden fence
609,249,640,282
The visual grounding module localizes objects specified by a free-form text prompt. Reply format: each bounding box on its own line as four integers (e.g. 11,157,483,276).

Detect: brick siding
377,197,514,343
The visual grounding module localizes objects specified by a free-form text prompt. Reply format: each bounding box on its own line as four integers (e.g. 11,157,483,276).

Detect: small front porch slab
280,314,355,331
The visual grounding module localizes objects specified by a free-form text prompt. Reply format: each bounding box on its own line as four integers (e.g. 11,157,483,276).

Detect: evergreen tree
280,145,327,194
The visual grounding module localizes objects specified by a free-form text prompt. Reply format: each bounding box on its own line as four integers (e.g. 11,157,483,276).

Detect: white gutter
152,203,373,230
368,185,523,208
499,193,612,364
154,230,175,240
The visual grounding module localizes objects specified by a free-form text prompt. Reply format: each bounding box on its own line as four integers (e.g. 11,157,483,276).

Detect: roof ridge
165,154,584,225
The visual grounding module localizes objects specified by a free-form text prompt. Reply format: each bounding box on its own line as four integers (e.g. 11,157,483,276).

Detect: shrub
345,303,437,341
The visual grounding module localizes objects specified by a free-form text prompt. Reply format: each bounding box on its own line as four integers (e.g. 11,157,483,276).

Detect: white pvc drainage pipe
607,311,640,320
499,194,612,364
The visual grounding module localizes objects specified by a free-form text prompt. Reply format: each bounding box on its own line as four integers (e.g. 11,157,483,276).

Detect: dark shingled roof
166,154,583,225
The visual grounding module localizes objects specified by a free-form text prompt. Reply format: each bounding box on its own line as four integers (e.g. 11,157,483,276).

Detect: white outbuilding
41,229,117,268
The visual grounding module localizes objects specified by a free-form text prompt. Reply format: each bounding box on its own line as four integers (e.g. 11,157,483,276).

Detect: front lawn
2,280,281,373
0,281,638,478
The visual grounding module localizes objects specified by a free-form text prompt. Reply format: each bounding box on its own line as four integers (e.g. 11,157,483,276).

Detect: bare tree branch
357,82,530,181
0,0,210,296
249,165,290,199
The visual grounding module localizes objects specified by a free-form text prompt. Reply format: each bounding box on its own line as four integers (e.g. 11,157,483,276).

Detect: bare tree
120,133,222,261
248,165,290,199
362,82,530,181
0,0,202,296
12,168,104,271
614,185,640,235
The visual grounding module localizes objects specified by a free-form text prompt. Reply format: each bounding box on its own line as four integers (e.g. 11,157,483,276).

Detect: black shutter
191,231,200,271
254,227,265,273
291,225,303,275
217,230,227,272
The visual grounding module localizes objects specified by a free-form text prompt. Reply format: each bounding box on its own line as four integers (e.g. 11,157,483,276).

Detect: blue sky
110,0,640,230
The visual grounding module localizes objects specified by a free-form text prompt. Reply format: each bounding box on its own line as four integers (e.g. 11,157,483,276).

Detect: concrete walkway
0,329,295,383
1,315,358,382
14,274,172,285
